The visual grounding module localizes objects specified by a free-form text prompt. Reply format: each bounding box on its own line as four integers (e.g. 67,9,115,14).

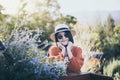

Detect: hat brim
50,29,76,41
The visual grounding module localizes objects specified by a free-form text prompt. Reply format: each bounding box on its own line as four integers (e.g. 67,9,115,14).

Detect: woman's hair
55,31,74,43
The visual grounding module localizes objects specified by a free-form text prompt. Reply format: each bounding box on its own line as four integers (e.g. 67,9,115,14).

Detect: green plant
103,59,120,79
0,27,66,80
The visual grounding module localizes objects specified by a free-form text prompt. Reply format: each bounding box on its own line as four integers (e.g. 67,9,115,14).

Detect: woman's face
57,31,69,46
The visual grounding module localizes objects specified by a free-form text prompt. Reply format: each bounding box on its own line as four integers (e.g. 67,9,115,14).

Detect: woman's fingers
57,42,66,56
57,42,64,49
67,41,73,49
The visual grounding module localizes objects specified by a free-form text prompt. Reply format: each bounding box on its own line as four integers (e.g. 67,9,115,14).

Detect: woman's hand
57,42,66,56
67,41,73,50
57,41,74,59
67,41,73,59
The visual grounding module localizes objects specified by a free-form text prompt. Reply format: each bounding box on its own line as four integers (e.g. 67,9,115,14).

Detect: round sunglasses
57,33,69,39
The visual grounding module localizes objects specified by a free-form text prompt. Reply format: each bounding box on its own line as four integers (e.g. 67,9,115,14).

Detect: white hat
50,24,76,41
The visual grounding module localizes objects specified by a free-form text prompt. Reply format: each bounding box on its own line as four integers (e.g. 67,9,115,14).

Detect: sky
0,0,120,25
57,0,120,15
0,0,120,15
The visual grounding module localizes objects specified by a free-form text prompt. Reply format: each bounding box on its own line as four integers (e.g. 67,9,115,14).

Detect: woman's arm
67,47,84,72
47,46,64,61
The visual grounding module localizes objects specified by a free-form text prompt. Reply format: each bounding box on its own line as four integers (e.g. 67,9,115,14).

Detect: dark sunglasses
57,33,69,39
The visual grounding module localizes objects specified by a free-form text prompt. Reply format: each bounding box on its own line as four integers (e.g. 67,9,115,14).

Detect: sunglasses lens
57,34,62,39
64,33,69,38
57,32,69,39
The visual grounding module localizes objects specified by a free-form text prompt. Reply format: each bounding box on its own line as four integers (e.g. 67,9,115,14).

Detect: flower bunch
0,27,66,80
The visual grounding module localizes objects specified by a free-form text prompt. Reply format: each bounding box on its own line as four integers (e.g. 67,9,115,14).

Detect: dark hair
55,31,74,43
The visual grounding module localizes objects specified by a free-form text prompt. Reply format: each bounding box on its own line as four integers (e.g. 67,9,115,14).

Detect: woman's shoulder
72,45,82,52
73,45,82,50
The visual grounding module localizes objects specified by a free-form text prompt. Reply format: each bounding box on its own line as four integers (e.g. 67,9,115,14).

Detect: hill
73,10,120,26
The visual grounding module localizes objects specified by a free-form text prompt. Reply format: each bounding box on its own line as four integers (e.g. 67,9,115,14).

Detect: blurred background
0,0,120,80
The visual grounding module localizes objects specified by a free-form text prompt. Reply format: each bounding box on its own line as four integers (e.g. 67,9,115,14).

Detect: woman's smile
61,40,68,46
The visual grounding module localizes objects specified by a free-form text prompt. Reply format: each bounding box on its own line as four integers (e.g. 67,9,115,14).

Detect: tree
104,15,115,37
27,0,61,42
55,15,77,28
0,0,61,42
0,5,9,40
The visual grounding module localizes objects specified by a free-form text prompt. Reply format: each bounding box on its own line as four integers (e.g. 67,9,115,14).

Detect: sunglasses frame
57,32,69,39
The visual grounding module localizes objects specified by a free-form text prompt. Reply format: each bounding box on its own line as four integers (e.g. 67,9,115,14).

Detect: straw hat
50,24,76,41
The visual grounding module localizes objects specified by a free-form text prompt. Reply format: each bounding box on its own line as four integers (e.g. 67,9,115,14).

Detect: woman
47,24,84,73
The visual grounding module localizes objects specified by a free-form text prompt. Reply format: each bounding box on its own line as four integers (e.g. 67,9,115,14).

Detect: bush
103,59,120,80
0,27,66,80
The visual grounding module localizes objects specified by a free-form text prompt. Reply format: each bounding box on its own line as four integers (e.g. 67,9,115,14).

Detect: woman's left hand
66,41,73,59
67,41,73,50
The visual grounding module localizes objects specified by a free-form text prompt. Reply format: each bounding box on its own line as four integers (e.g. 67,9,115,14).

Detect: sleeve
47,46,64,61
68,47,84,72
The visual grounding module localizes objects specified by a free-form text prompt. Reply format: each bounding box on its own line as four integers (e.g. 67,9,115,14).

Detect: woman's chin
61,42,68,46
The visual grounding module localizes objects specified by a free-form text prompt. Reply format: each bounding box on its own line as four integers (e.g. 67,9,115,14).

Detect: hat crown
55,24,69,32
50,24,76,41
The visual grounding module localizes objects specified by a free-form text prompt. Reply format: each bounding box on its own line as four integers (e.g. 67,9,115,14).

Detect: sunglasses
57,33,69,39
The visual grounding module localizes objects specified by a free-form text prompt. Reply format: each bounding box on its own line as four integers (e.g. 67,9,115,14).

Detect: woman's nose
62,35,66,39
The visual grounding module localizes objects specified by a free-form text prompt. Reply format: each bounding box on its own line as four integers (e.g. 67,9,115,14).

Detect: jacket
47,45,84,73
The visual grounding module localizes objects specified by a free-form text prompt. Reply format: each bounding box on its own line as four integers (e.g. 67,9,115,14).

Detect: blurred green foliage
0,23,65,80
74,14,120,79
103,59,120,80
0,0,77,42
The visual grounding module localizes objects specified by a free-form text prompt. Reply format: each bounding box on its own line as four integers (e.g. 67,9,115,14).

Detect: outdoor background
0,0,120,80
